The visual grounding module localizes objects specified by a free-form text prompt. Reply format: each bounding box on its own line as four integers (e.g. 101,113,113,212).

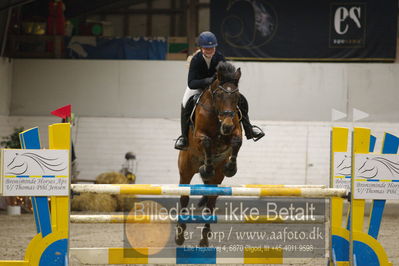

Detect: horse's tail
198,196,208,207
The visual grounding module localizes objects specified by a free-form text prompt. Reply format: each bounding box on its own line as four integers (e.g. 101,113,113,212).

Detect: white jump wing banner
354,154,399,200
333,152,352,190
1,149,69,196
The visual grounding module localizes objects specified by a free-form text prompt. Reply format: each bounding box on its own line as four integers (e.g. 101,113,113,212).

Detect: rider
174,31,265,150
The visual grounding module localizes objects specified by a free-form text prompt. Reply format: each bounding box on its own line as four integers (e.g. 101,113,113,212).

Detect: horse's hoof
175,224,186,245
199,238,209,247
199,165,215,180
175,234,185,246
224,161,237,177
199,225,210,247
198,196,208,207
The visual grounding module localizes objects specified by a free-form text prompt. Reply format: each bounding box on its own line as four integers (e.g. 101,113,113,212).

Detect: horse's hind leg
176,193,191,245
199,196,217,247
175,195,189,245
175,152,195,246
199,223,211,247
176,190,192,245
199,169,224,247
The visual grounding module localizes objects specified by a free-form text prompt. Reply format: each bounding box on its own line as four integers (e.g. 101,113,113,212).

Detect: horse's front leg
198,135,215,181
224,134,242,177
176,152,195,245
175,195,189,245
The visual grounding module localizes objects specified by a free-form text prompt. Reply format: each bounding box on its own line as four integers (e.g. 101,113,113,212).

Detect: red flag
51,104,71,119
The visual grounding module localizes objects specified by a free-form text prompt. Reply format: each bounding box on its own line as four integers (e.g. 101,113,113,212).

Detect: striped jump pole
70,214,326,224
72,183,326,188
122,184,327,188
71,184,348,198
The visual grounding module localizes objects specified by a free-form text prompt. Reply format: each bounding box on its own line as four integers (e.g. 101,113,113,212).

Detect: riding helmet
197,31,218,48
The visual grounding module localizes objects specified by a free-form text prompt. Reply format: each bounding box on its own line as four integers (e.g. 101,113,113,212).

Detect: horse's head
211,62,241,136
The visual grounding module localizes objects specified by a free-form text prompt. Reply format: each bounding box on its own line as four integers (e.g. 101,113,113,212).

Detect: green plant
1,127,32,212
1,127,24,148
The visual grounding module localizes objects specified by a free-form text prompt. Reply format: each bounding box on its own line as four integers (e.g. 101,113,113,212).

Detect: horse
175,61,243,247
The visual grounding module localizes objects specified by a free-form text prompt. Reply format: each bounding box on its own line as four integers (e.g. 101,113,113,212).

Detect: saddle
189,93,202,124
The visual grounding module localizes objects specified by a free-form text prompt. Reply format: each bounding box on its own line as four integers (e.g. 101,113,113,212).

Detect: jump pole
71,184,347,198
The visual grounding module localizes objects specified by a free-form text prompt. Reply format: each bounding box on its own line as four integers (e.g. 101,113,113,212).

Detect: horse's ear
235,67,241,81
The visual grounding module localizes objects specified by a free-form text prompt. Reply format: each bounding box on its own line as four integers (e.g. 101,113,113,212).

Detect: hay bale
71,171,136,212
96,171,136,212
95,172,128,184
71,193,117,212
115,195,137,212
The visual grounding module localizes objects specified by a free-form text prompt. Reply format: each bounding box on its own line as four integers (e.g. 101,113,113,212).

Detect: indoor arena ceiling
0,0,149,56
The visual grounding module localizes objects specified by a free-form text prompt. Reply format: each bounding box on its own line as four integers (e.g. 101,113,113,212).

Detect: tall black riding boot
175,105,191,150
238,94,265,141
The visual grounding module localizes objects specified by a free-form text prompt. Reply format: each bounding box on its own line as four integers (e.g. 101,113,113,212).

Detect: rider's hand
205,74,217,86
204,77,214,86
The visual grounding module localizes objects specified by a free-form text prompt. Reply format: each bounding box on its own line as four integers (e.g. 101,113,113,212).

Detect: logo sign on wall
0,149,69,196
329,4,366,48
220,0,278,50
211,0,397,61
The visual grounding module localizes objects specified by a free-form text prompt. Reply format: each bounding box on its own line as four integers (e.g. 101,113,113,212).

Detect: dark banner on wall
210,0,397,61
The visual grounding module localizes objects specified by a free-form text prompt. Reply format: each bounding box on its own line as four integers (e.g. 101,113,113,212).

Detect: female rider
175,31,264,150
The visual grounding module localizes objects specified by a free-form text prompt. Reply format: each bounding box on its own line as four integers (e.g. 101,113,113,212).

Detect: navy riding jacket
187,51,225,90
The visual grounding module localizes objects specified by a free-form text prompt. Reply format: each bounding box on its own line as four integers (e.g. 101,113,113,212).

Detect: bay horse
176,62,243,247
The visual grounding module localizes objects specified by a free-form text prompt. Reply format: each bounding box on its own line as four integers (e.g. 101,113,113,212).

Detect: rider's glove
204,74,217,86
204,77,214,86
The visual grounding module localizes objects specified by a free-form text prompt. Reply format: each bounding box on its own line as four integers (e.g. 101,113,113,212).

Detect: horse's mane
216,62,236,82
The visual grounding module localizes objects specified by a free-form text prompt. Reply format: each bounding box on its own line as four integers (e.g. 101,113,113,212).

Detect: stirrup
174,136,188,150
251,125,265,142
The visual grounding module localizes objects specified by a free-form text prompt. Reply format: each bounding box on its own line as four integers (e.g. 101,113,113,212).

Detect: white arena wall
1,115,398,186
9,59,399,122
0,58,12,116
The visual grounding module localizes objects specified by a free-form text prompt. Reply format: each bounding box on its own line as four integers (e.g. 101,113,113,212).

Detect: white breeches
182,86,201,108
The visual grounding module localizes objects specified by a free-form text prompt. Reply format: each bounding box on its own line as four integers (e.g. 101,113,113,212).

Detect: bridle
210,80,239,119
